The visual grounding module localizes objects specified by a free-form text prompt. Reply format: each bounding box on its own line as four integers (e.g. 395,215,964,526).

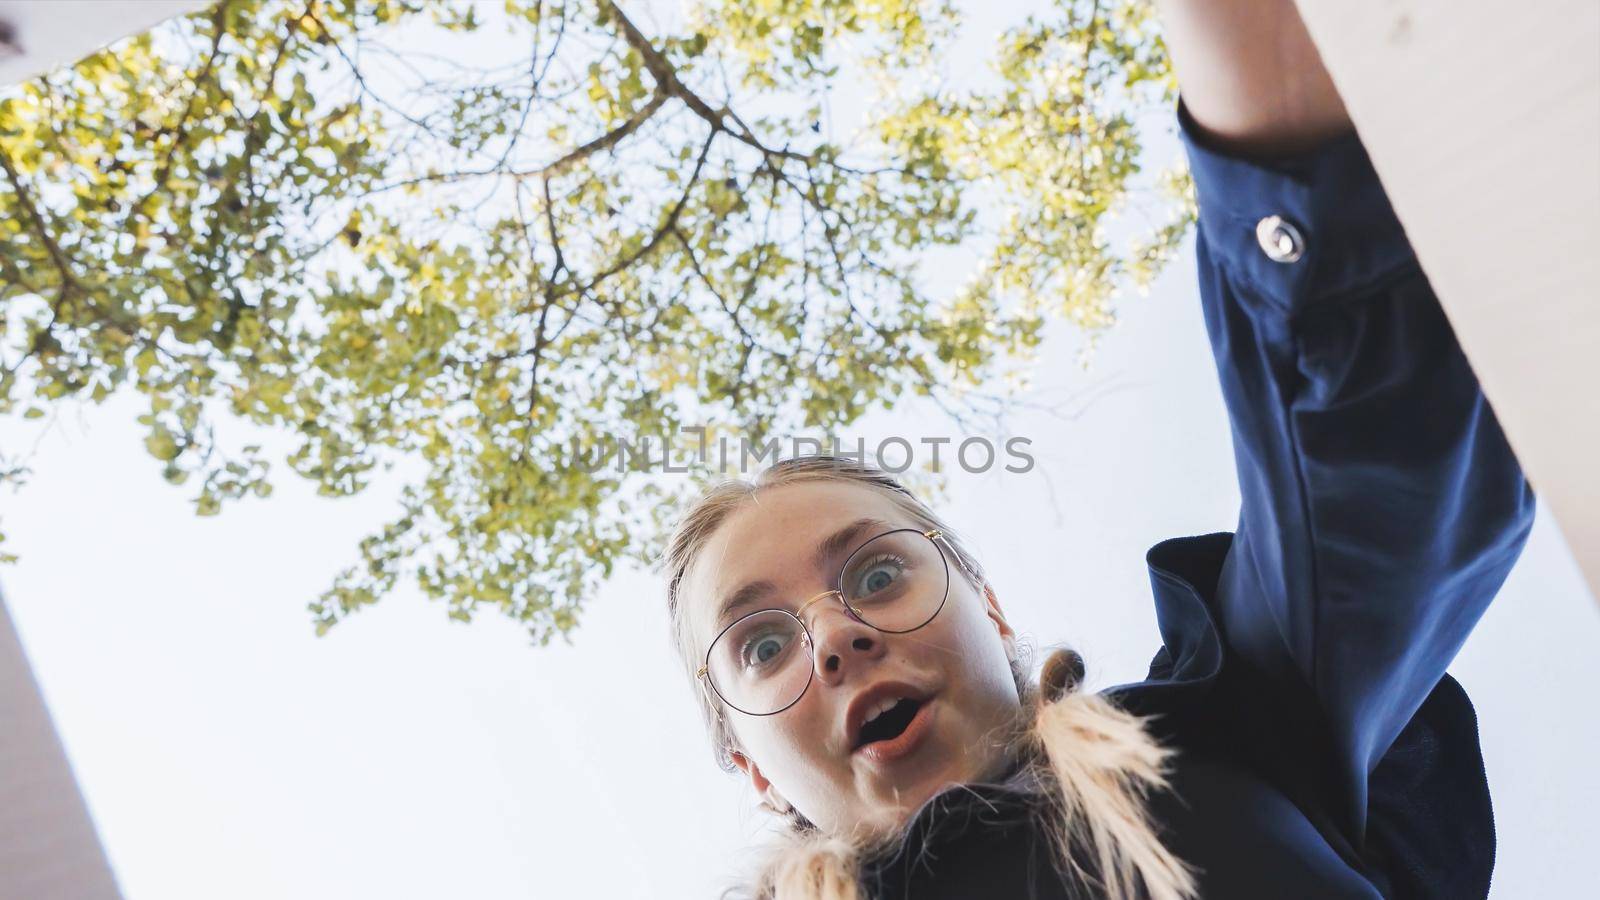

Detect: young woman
660,2,1536,897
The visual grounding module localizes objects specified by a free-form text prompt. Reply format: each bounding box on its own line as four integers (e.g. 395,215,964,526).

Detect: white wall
0,589,122,900
0,0,210,86
1293,0,1600,596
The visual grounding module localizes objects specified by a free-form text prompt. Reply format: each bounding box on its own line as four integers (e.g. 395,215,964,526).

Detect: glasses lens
839,530,949,633
706,609,813,715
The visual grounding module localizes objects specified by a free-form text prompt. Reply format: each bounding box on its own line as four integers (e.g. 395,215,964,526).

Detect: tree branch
512,88,668,179
596,0,812,166
0,147,81,297
571,126,715,298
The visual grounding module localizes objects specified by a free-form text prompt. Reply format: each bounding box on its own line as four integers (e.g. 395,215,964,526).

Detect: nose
804,600,886,684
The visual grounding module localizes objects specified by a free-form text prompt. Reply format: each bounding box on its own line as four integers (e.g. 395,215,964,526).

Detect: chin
856,714,1016,832
885,761,976,822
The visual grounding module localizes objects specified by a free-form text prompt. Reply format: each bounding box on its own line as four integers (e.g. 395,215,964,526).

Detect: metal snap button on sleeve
1255,215,1305,263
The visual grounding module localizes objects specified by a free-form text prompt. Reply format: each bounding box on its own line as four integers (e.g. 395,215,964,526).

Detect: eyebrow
711,516,895,630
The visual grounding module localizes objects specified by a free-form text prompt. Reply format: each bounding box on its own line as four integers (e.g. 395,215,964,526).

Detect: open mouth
853,697,925,750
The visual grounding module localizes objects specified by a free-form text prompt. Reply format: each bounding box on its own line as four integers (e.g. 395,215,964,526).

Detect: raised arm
1153,0,1537,849
1154,0,1353,158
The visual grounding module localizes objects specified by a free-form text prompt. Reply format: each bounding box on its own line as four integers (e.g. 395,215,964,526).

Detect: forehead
683,480,909,642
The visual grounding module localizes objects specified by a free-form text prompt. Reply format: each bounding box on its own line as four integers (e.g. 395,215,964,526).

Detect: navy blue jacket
860,98,1537,899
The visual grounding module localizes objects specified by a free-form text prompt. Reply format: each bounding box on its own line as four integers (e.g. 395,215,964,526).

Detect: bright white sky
3,2,1598,898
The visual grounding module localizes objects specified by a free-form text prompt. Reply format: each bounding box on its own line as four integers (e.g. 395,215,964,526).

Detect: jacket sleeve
1174,96,1537,836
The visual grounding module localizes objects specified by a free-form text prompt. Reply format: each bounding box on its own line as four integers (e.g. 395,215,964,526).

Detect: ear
982,583,1017,645
728,750,792,814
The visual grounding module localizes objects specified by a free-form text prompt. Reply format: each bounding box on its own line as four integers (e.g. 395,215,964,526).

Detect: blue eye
745,631,792,668
853,555,906,598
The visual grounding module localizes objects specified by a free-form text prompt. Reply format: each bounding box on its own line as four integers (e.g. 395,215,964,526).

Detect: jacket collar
1105,531,1377,879
1102,532,1234,729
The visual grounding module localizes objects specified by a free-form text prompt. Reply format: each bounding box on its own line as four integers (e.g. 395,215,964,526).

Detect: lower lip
854,699,935,765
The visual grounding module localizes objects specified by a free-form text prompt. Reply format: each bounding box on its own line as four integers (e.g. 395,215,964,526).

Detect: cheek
927,591,1005,655
732,692,838,777
918,594,1017,693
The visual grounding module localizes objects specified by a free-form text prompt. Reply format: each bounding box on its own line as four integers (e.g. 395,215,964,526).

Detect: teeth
864,696,906,726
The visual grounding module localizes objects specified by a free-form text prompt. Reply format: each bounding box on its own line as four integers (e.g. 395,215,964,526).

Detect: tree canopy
0,0,1193,642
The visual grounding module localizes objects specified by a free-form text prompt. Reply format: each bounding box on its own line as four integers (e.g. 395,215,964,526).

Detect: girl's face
681,481,1023,837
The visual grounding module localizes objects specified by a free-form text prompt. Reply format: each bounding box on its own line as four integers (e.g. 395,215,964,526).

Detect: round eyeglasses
697,527,962,717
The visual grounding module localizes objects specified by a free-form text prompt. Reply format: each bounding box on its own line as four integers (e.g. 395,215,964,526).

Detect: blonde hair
661,456,1197,900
